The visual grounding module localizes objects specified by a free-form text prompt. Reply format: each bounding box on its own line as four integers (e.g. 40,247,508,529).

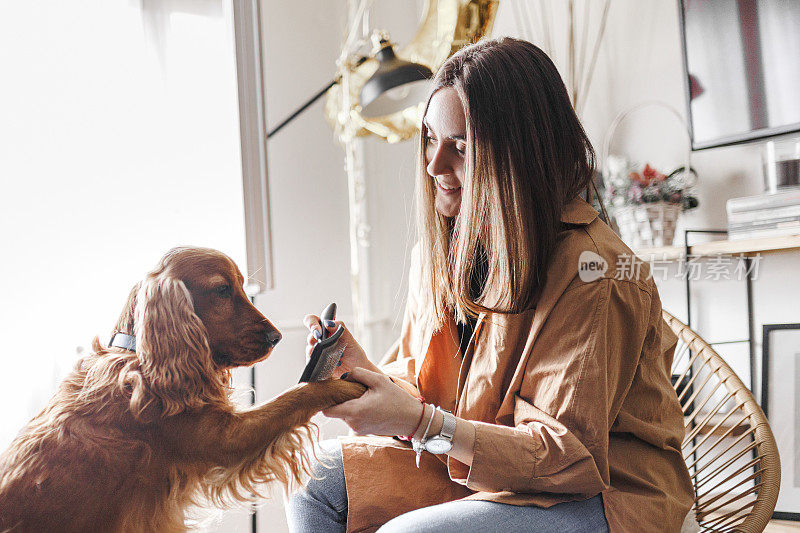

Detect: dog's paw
314,379,367,407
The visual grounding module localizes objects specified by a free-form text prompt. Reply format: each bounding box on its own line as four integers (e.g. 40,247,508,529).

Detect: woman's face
424,87,467,218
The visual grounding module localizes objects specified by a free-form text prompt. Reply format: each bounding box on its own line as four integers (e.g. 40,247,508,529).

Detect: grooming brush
299,302,346,383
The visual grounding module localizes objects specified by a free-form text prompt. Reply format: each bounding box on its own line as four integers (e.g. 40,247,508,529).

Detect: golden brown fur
0,247,365,532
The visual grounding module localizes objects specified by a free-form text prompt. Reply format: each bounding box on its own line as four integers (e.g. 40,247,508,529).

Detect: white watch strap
437,407,456,441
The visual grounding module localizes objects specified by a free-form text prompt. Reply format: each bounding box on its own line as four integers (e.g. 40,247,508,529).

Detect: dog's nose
266,329,282,346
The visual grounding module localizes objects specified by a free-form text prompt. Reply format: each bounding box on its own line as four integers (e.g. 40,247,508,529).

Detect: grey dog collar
109,332,136,352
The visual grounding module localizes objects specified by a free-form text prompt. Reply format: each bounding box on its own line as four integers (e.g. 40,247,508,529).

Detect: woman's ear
134,275,222,417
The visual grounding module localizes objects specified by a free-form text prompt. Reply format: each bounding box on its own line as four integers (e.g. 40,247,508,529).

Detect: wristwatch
423,407,456,454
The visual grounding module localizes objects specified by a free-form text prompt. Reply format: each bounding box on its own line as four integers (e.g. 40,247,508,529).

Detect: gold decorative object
325,0,499,144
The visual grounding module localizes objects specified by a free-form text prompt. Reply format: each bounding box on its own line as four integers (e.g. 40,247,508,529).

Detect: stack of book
726,188,800,240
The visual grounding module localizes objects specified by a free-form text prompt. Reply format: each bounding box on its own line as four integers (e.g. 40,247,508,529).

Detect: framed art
762,323,800,521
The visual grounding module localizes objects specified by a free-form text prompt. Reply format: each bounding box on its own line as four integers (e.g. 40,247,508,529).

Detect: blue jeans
286,440,609,533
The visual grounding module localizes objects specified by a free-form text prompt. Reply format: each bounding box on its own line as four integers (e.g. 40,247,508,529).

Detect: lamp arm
266,57,367,140
266,77,341,139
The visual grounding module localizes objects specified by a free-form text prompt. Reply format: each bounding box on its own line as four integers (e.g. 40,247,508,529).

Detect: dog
0,246,365,532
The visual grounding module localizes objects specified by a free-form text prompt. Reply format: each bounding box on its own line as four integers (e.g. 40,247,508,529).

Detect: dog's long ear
134,275,223,417
113,281,142,337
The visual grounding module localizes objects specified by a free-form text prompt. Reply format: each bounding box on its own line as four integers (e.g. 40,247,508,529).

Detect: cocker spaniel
0,246,365,532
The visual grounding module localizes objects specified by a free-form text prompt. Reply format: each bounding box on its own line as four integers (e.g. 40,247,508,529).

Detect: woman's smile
436,179,462,196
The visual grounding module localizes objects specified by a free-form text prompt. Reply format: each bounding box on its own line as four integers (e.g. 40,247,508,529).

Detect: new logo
578,251,608,282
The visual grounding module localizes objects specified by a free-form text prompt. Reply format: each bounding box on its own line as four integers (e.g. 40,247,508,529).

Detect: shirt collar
559,196,599,226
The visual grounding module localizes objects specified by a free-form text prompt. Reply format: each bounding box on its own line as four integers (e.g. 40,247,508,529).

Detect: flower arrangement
603,156,699,212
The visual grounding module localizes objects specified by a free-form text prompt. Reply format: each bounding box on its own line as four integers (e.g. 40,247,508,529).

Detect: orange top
339,197,693,533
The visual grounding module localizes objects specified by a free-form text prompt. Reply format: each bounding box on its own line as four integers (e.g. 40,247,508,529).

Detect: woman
287,38,693,533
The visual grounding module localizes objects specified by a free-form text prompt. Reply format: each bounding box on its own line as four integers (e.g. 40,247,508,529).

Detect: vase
613,202,682,248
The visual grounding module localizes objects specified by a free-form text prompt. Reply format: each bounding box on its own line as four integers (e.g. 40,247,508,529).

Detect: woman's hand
322,367,425,437
303,315,380,378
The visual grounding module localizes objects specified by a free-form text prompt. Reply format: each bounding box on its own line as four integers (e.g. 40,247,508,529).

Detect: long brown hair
416,37,597,331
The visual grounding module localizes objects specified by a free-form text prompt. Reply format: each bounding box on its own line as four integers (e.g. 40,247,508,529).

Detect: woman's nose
426,145,451,177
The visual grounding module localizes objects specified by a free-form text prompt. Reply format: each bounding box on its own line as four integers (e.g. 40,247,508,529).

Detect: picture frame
761,323,800,521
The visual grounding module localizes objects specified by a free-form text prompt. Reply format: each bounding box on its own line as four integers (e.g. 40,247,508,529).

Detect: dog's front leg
162,378,366,466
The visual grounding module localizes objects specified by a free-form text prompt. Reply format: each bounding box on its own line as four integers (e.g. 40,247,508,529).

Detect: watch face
424,436,452,454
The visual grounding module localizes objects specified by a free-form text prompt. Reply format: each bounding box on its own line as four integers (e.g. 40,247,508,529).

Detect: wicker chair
664,310,781,532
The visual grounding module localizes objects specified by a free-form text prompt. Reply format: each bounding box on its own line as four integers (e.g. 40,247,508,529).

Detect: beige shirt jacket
339,197,694,533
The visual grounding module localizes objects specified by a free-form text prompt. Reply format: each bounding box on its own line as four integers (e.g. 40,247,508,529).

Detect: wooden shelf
635,234,800,261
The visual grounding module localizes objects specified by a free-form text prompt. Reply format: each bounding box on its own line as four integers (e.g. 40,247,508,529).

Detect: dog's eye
214,285,232,298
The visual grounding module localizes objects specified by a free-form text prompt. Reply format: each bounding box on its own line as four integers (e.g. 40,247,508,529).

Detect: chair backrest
663,310,781,532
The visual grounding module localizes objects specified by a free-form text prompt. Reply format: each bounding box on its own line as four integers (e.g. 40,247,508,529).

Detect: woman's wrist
401,399,427,439
410,404,437,440
448,417,476,466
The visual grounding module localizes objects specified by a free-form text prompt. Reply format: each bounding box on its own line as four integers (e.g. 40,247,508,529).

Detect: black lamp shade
360,40,433,118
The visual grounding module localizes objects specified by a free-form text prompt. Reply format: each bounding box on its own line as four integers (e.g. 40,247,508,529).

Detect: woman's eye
455,143,466,155
214,285,232,297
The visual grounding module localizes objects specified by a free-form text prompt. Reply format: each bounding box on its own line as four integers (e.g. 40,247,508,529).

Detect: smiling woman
289,37,694,533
